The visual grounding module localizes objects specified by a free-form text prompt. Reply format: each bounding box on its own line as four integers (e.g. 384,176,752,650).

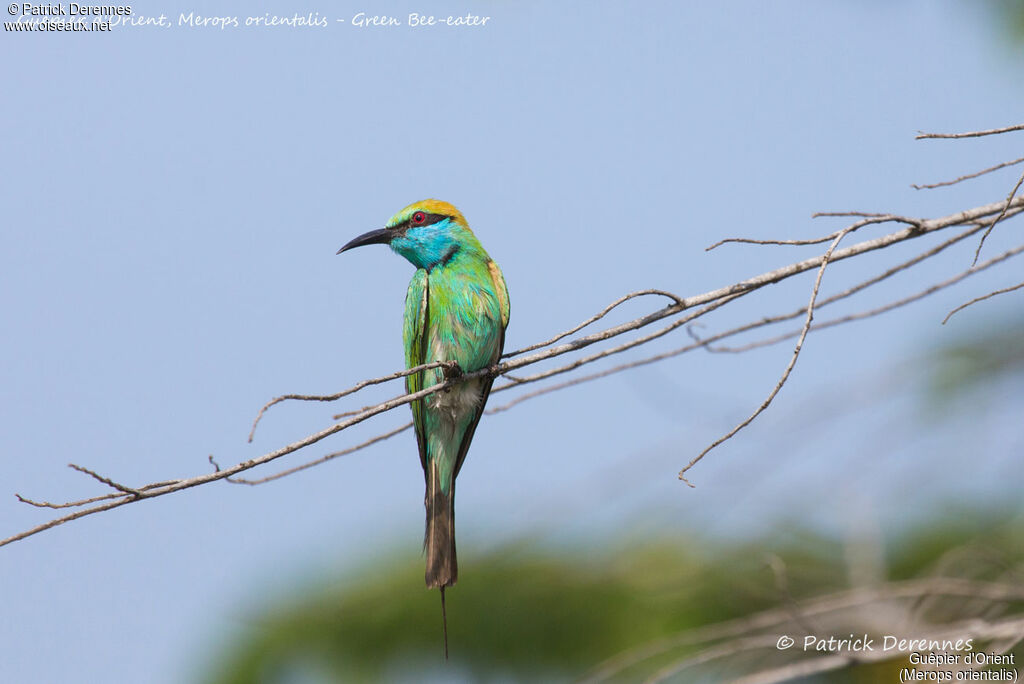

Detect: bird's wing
403,269,430,473
452,260,510,480
487,260,511,329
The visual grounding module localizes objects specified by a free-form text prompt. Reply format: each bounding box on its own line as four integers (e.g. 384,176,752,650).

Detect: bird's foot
441,360,463,381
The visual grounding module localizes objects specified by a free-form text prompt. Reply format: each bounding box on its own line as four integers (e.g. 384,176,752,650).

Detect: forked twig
678,226,854,484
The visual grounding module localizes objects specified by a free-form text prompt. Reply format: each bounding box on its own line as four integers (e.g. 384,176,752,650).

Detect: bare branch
811,211,887,218
943,279,1024,325
68,463,142,497
678,227,852,484
331,404,376,421
503,219,1024,413
913,156,1024,190
14,480,180,510
494,206,1019,404
229,422,413,485
490,294,744,393
916,123,1024,139
689,218,998,352
972,167,1024,266
707,214,920,251
248,360,454,442
3,375,496,548
714,241,1024,353
503,289,685,357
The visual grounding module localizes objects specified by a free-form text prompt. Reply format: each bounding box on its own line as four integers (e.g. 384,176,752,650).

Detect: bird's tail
424,460,457,589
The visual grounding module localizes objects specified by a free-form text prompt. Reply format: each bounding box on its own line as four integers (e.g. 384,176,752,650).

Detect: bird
337,199,510,657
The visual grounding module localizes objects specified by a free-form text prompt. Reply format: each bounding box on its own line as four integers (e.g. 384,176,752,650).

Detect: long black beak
336,228,391,254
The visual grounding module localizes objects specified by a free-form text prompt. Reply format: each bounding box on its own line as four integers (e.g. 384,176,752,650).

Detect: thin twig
714,241,1024,353
687,219,999,352
503,289,685,357
912,156,1024,190
492,208,989,393
229,422,413,485
248,360,453,442
14,480,181,510
3,372,501,549
550,218,1021,408
916,123,1024,140
68,464,142,497
972,168,1024,266
811,211,888,218
491,294,744,393
943,279,1024,325
332,404,377,420
678,227,853,484
489,232,1016,415
707,215,919,251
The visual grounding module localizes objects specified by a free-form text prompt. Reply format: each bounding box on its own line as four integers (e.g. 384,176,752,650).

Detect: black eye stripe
408,212,447,228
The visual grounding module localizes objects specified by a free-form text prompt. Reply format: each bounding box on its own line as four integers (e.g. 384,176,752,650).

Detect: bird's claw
441,360,463,380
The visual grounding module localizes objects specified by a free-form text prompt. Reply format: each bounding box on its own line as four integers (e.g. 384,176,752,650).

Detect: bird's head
337,199,479,271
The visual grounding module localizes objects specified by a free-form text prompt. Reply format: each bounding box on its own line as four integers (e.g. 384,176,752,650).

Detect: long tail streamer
440,586,449,660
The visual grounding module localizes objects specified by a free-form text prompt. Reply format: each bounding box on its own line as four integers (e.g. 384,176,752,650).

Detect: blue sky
2,2,1023,681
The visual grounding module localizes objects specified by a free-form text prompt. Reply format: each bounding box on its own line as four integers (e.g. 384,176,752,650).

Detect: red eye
412,211,426,224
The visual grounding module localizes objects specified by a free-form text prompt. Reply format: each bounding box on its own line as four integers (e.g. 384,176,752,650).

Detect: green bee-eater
338,199,510,650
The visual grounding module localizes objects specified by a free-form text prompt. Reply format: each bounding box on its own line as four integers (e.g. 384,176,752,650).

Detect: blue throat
390,219,464,271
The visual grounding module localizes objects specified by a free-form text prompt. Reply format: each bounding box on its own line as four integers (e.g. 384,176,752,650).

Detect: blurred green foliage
929,317,1024,402
205,511,1024,683
986,0,1024,41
